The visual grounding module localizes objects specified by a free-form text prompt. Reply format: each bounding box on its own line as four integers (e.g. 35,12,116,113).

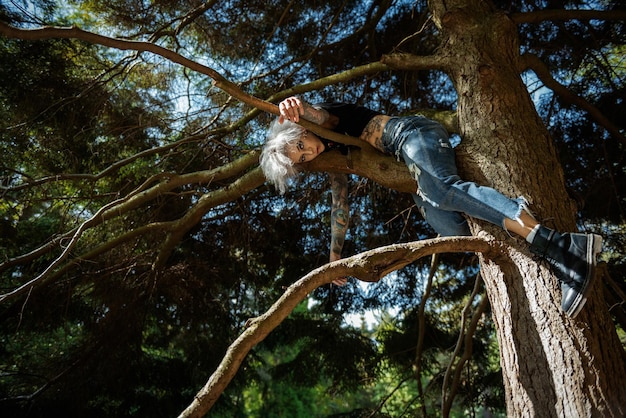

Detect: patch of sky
522,71,553,108
3,0,55,26
305,277,403,331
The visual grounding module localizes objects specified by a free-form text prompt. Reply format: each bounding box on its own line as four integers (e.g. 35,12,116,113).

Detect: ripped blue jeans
381,116,525,237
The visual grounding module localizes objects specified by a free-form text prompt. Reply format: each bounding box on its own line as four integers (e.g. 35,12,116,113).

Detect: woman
260,96,602,318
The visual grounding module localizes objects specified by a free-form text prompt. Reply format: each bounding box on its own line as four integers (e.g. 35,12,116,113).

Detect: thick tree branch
521,53,626,147
304,107,459,195
305,148,418,194
0,22,389,151
380,52,449,71
510,9,626,25
0,124,423,303
0,22,274,115
178,236,496,417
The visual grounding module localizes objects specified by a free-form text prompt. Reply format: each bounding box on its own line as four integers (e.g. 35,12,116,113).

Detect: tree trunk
430,0,626,415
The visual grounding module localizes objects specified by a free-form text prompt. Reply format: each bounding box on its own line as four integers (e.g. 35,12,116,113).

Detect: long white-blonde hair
260,118,306,194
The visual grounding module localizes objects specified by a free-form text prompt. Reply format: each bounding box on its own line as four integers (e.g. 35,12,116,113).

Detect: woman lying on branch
260,96,602,318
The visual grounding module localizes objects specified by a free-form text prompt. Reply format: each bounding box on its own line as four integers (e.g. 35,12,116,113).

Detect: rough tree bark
2,2,625,416
417,0,626,415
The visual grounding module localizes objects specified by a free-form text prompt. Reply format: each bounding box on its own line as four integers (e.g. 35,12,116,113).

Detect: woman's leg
400,120,525,232
411,193,471,237
398,119,601,318
504,211,538,239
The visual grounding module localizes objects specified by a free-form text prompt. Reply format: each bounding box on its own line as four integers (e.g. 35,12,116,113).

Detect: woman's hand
329,253,348,286
278,96,304,124
277,96,331,126
332,277,348,286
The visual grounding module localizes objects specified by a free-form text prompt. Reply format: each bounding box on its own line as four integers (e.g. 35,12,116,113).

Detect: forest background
0,0,625,417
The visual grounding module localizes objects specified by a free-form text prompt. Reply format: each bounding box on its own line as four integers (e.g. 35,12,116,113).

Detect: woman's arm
279,96,347,283
329,172,349,286
278,96,332,126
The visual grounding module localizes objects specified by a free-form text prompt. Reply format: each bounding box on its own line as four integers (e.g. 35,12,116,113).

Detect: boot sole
566,234,603,318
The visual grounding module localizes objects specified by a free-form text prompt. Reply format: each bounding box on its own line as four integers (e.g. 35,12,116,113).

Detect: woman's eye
300,155,306,163
297,140,304,150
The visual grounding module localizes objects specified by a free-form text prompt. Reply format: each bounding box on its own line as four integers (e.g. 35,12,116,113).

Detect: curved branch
0,21,393,151
266,61,392,103
0,161,260,303
0,140,419,301
521,53,626,147
0,22,274,115
178,236,497,418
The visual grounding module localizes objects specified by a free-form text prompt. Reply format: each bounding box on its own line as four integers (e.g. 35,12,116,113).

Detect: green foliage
0,0,624,417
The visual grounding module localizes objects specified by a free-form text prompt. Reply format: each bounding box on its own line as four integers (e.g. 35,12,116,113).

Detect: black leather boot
529,225,603,318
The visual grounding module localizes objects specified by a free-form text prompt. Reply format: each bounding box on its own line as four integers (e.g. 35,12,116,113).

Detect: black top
316,102,381,154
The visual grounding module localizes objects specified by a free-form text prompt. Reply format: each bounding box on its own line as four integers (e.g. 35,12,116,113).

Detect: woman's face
287,131,325,164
